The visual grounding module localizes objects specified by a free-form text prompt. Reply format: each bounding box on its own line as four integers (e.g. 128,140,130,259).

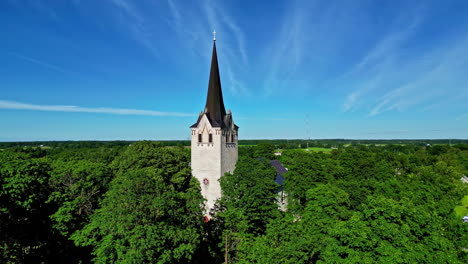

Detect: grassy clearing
454,195,468,217
463,195,468,205
280,147,333,153
304,147,332,153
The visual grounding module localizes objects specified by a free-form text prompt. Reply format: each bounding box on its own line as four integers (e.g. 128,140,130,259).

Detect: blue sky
1,0,467,141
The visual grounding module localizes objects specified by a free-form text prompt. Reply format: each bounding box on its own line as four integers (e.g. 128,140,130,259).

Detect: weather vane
213,30,216,41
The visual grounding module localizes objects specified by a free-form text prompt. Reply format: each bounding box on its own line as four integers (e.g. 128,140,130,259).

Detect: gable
193,113,213,131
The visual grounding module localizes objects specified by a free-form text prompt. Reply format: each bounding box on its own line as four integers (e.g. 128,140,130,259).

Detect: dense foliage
1,141,467,263
73,142,204,263
235,145,468,263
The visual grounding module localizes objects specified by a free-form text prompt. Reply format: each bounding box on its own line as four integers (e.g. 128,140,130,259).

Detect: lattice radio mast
306,113,310,148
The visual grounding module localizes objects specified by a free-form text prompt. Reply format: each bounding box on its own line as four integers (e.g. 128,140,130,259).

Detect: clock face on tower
203,178,209,185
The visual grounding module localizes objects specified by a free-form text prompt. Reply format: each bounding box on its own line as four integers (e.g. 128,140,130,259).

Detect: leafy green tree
235,184,350,264
217,156,280,235
319,196,462,263
72,141,204,263
48,159,113,236
2,141,467,263
234,143,468,263
237,184,466,263
213,156,280,262
281,151,337,211
238,146,255,158
456,150,468,174
253,143,276,160
0,151,58,262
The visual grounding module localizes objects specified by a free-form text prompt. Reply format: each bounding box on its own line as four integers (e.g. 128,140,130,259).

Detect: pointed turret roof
191,40,233,128
204,41,226,125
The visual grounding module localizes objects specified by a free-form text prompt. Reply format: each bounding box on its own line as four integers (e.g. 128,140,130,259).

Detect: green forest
1,141,467,263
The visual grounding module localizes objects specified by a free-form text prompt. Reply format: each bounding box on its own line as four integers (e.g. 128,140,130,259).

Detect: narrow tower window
198,134,202,143
209,134,213,143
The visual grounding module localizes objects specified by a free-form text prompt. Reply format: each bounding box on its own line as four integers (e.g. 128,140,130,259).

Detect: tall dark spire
204,40,226,126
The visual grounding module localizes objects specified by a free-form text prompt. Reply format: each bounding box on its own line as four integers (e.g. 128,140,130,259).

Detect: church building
190,35,238,216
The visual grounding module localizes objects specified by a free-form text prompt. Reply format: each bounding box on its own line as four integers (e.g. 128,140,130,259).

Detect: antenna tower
306,113,310,148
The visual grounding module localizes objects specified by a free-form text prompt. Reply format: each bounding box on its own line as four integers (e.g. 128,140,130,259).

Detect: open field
304,147,332,153
455,195,468,217
278,147,333,153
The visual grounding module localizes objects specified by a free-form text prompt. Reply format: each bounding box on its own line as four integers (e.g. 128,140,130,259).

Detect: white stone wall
221,130,238,175
191,114,238,215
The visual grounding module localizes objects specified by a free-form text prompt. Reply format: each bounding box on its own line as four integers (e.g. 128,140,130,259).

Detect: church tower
190,36,238,216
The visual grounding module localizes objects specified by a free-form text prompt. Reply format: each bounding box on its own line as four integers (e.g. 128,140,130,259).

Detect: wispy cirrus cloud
340,3,468,117
201,0,249,96
8,52,73,74
261,0,364,96
166,0,250,95
342,13,423,113
202,0,247,64
262,0,306,95
106,0,162,59
421,89,468,112
166,0,182,28
368,33,468,116
0,100,193,117
101,0,249,96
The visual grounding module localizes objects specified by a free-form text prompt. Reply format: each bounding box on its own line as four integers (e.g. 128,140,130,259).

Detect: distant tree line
0,140,190,149
2,139,468,150
0,141,467,263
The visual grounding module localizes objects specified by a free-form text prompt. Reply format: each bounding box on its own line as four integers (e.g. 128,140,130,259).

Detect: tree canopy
0,141,467,263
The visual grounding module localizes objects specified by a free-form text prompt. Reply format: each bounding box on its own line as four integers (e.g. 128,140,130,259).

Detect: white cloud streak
0,100,194,117
367,33,468,116
342,15,423,112
261,0,360,96
166,0,182,27
202,0,249,95
262,1,305,95
105,0,249,96
9,52,73,74
107,0,161,59
338,3,468,118
422,89,468,112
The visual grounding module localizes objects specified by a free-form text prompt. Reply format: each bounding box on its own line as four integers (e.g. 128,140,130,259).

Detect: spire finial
213,30,216,41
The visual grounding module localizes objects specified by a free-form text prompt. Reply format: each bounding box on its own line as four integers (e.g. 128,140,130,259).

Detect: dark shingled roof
205,41,226,124
191,41,238,130
270,160,287,185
